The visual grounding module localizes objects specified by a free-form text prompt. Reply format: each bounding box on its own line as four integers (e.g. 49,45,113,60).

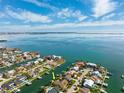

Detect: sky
0,0,124,32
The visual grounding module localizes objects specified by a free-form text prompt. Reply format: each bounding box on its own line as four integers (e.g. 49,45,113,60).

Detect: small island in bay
0,40,7,42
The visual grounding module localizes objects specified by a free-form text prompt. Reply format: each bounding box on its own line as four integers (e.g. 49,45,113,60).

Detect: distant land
0,32,124,35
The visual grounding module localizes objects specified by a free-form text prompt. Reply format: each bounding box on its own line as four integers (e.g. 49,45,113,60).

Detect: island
41,60,111,93
0,48,65,93
0,40,7,42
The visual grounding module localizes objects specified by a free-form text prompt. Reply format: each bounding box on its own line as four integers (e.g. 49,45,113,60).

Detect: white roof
36,54,40,58
34,61,39,64
92,71,100,74
53,55,61,59
73,66,79,71
8,70,15,74
92,71,102,77
86,63,97,67
37,58,43,62
83,79,94,87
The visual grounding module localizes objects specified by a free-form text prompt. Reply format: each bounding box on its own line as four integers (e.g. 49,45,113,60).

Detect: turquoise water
1,34,124,93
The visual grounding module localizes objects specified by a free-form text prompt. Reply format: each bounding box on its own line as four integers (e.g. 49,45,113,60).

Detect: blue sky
0,0,124,32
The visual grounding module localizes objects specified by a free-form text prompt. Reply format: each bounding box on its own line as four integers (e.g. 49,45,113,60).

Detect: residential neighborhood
42,61,110,93
0,48,40,68
0,48,65,93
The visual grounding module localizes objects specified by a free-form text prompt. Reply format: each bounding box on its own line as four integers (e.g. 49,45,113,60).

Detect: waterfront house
83,79,94,88
66,70,76,77
53,79,69,90
0,73,3,78
14,76,27,86
15,54,24,63
16,66,27,73
90,76,101,84
60,79,68,90
43,55,53,61
75,62,86,68
65,74,72,81
29,52,40,58
28,69,37,78
43,86,60,93
91,71,102,78
37,58,44,62
0,60,4,67
47,61,58,67
34,60,39,64
44,55,62,61
79,87,90,93
73,66,79,71
7,70,16,78
53,55,61,59
2,81,15,90
86,63,97,67
0,87,2,93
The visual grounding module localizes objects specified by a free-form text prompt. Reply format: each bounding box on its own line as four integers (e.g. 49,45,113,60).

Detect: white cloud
3,7,52,23
0,12,5,18
23,0,57,11
57,8,87,21
102,13,115,20
93,0,117,17
118,12,124,20
39,20,124,29
0,20,124,32
74,10,87,21
57,8,71,18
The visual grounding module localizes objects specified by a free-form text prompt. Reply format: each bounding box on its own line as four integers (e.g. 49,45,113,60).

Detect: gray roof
48,87,60,93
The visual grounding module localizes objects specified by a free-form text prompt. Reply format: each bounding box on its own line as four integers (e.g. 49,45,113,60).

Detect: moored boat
121,74,124,79
100,89,108,93
121,86,124,91
37,76,42,79
26,82,32,86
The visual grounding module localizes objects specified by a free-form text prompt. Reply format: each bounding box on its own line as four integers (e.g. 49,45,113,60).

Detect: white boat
122,86,124,91
103,83,108,87
45,72,50,75
100,89,107,93
105,76,109,79
26,82,32,86
107,72,112,76
13,89,20,93
37,76,42,79
121,75,124,79
17,89,20,92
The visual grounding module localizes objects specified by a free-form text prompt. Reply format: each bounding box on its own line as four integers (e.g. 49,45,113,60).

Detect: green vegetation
90,87,100,93
0,79,3,82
